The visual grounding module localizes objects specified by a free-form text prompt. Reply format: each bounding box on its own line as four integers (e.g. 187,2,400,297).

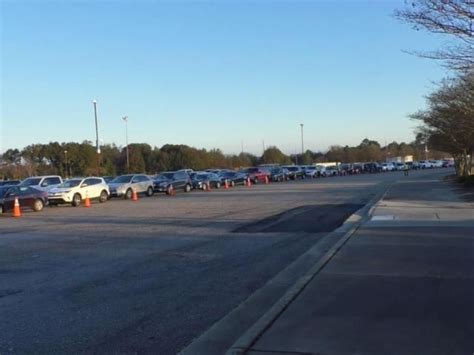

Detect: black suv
153,171,192,194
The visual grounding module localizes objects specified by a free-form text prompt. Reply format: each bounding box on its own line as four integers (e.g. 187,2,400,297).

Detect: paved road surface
0,170,449,354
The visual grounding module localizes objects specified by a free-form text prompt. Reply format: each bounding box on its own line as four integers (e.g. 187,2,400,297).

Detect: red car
240,167,271,184
0,185,48,214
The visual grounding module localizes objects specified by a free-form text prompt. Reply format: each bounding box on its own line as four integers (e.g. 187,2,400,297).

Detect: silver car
108,174,154,199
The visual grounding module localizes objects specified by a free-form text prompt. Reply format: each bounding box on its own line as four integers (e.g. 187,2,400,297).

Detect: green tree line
0,139,441,179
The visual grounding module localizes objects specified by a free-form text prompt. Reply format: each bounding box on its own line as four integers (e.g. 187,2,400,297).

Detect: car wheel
72,193,82,207
184,184,191,193
146,186,154,197
216,182,221,189
231,181,235,187
0,204,4,214
33,199,44,212
202,183,208,191
99,190,108,203
166,185,173,195
125,188,133,199
253,179,258,184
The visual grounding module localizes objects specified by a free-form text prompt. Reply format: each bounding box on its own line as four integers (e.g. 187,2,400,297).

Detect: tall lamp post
300,123,304,162
92,100,101,176
122,116,130,173
64,150,69,178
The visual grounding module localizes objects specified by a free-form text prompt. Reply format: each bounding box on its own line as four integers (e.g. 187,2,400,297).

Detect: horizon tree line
0,139,446,180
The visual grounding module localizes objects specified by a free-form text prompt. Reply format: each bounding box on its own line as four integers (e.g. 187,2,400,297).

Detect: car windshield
58,179,82,188
20,178,42,186
285,167,298,171
111,175,133,183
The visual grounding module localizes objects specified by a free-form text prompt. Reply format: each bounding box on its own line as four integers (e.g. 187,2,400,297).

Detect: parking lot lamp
64,150,69,178
122,116,130,174
93,100,100,176
300,123,304,161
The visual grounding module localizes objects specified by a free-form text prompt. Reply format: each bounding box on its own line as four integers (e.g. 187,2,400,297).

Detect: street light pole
300,123,304,161
64,150,68,178
93,100,100,176
122,116,130,173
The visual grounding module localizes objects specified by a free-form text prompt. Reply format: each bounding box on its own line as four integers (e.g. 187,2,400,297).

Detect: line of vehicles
0,159,453,215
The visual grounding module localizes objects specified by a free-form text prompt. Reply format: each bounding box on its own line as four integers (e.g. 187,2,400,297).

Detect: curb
180,183,392,355
225,185,391,355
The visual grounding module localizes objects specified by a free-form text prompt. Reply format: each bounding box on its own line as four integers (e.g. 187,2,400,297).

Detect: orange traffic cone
84,193,91,208
224,179,229,189
265,175,269,184
132,189,138,201
12,197,21,217
247,177,252,187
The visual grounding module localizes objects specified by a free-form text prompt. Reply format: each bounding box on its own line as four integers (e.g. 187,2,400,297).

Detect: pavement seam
225,184,392,355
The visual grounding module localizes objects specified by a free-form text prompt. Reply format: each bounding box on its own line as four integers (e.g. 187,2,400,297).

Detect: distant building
316,162,340,167
388,155,413,163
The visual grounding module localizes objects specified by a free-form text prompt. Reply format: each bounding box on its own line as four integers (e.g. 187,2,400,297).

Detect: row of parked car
0,160,452,214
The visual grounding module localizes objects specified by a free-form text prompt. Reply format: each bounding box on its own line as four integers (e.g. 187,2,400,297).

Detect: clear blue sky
1,0,449,155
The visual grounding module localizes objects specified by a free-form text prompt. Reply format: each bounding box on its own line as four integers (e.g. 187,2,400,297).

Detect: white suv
419,160,433,169
20,175,63,191
48,177,109,207
381,163,395,172
429,160,443,168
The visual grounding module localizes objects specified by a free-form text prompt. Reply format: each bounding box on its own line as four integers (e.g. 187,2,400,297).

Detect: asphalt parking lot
0,170,449,354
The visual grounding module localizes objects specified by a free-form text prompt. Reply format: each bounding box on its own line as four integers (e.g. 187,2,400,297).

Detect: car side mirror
41,182,48,187
81,183,88,188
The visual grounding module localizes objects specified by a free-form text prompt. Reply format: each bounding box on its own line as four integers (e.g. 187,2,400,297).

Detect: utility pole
122,116,130,173
64,150,68,178
300,123,304,156
241,140,244,155
262,140,266,153
93,100,101,176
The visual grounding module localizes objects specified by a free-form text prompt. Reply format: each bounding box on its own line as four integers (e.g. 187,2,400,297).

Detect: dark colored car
363,162,382,173
0,185,48,214
269,167,289,182
190,172,223,190
102,176,115,184
0,180,21,186
240,167,271,184
339,163,355,175
281,166,305,180
153,171,192,194
218,171,248,186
